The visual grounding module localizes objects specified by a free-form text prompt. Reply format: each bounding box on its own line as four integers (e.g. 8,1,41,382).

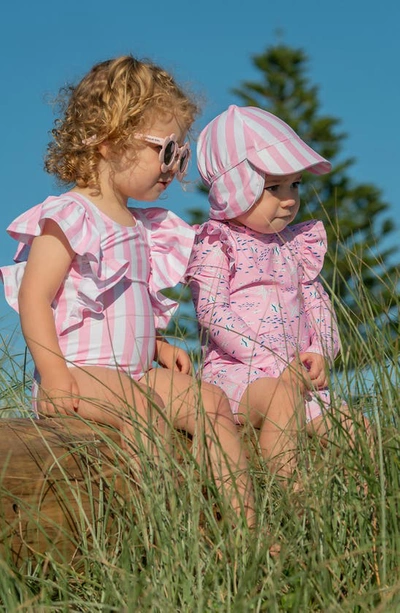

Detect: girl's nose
280,196,296,208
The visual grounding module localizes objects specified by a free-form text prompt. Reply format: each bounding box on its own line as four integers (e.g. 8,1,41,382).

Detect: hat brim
247,137,331,176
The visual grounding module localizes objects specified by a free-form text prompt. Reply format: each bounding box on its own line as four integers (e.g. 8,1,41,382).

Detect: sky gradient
1,0,399,344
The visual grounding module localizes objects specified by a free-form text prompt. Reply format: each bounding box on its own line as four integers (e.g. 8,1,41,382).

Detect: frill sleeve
7,195,102,261
293,219,327,282
133,207,195,329
296,220,340,362
186,219,236,277
0,195,103,318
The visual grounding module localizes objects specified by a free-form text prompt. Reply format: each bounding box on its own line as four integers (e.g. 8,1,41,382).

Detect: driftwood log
0,417,258,570
0,416,132,569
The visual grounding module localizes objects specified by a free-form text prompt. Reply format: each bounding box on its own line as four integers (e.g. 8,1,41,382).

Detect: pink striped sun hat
197,105,332,220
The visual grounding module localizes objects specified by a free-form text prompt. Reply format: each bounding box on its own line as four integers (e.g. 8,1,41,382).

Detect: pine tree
181,44,399,368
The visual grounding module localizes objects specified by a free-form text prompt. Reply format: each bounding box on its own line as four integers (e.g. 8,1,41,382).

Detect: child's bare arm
18,219,79,413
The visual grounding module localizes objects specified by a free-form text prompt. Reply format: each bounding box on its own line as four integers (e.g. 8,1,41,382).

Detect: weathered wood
0,417,131,568
0,417,260,570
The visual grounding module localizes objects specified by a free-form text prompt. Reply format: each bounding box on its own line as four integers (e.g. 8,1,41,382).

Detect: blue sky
1,0,399,346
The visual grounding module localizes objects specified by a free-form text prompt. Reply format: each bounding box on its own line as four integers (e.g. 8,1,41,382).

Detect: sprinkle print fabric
1,192,194,381
187,218,341,422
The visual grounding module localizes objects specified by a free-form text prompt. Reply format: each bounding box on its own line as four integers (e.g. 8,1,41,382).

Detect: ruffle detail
289,220,327,282
190,219,237,275
128,207,195,329
8,195,101,262
1,195,195,332
60,257,131,334
0,195,132,333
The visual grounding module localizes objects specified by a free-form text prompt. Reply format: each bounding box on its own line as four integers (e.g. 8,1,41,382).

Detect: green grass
0,264,398,612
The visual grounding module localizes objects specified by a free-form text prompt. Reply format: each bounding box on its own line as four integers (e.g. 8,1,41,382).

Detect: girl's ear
98,142,110,159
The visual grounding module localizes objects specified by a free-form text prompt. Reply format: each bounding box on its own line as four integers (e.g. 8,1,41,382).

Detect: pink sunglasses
136,133,191,180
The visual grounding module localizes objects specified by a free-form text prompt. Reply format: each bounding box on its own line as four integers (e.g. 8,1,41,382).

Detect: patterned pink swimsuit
1,192,194,382
187,218,342,423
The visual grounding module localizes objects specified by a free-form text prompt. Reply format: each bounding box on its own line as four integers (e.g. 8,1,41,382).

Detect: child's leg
41,365,255,527
306,403,371,447
45,365,167,458
237,375,305,480
306,403,372,499
144,367,256,528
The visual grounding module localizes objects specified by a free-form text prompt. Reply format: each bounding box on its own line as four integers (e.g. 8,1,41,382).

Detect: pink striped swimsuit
1,192,194,381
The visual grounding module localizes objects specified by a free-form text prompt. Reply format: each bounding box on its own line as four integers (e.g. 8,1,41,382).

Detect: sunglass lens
163,141,176,166
180,150,190,174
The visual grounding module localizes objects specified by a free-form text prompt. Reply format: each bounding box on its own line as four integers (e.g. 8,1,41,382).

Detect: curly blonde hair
44,55,200,190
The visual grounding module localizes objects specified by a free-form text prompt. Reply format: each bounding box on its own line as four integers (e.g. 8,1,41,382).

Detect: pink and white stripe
197,105,331,220
0,193,195,381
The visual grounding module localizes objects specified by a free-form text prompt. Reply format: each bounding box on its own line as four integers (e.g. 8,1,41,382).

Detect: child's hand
38,371,80,415
299,352,328,389
171,346,192,374
155,339,192,374
280,358,311,394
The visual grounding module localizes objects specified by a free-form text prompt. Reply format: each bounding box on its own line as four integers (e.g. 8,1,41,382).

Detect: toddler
187,105,367,480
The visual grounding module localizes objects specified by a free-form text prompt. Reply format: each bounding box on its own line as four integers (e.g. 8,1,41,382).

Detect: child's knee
272,379,303,411
200,381,233,420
